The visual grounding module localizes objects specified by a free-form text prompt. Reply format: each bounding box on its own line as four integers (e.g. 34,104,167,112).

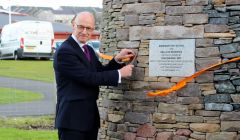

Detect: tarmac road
0,76,56,117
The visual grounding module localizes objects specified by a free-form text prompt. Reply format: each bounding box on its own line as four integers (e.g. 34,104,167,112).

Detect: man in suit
54,12,134,140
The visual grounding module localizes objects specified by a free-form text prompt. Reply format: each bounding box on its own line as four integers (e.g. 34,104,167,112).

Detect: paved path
0,77,56,117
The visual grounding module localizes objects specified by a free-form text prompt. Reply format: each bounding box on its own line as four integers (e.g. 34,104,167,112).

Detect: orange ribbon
97,52,134,62
147,57,240,97
97,52,240,97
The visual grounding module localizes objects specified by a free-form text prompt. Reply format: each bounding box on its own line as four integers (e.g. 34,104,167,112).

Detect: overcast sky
0,0,103,9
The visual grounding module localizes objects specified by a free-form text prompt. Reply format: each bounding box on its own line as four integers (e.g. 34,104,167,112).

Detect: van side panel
0,20,54,59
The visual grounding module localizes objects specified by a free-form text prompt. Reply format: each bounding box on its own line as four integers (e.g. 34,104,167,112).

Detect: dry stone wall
99,0,240,139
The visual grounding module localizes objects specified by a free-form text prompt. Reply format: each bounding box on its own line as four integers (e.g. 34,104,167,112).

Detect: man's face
73,14,95,44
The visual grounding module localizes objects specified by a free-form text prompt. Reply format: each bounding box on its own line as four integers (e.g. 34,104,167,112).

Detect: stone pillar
99,0,240,140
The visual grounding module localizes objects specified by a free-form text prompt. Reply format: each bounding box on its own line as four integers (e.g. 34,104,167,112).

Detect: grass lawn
0,87,44,105
0,116,57,140
0,60,54,82
0,60,57,139
0,128,57,140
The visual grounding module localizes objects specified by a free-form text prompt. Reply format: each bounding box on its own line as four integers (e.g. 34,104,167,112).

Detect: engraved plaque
149,39,195,77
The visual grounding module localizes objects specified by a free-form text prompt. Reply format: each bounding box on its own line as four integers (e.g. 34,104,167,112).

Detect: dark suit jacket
53,36,124,131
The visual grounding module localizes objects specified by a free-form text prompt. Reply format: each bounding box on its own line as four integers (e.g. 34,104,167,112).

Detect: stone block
219,43,239,54
215,81,236,94
108,114,124,123
204,117,220,123
177,97,203,104
121,2,165,15
176,115,204,123
108,122,117,131
136,124,156,138
205,103,233,111
209,18,229,25
214,39,232,45
107,130,124,139
108,93,123,100
206,132,237,140
204,33,236,38
153,113,176,123
125,15,139,26
176,129,192,136
226,0,240,5
158,103,189,115
204,94,232,103
214,74,230,81
116,28,129,41
190,123,220,132
155,123,189,129
125,112,150,124
199,83,215,91
124,132,136,140
183,14,208,24
165,15,183,25
220,112,240,121
186,0,208,5
196,57,221,70
196,39,214,47
155,92,177,103
231,94,240,103
196,47,220,58
195,110,221,117
130,81,149,90
133,104,156,113
188,104,204,110
166,6,203,15
172,135,188,140
117,41,140,49
204,24,229,33
212,0,225,5
177,83,202,97
221,121,240,131
156,132,174,140
117,124,127,132
141,0,160,2
195,71,214,83
129,25,204,40
227,6,240,10
190,132,206,140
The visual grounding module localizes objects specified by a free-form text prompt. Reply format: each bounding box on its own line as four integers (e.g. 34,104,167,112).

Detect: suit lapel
66,36,91,66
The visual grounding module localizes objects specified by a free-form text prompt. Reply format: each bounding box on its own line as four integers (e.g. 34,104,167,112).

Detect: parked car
87,40,101,53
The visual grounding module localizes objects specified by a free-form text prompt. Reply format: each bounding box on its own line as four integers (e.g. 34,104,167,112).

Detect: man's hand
119,64,134,78
115,49,135,62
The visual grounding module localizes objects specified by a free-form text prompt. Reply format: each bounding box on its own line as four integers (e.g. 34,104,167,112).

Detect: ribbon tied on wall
87,40,240,97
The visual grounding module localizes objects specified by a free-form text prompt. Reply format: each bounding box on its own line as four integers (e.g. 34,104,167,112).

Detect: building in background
0,8,100,49
5,6,102,30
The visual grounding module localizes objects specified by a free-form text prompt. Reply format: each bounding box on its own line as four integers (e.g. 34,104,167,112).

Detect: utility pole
9,5,11,24
8,0,11,24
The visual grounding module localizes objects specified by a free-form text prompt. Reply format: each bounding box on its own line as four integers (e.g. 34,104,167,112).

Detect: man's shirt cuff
118,70,121,83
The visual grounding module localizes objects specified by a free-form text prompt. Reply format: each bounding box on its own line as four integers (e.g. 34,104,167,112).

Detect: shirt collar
71,34,85,48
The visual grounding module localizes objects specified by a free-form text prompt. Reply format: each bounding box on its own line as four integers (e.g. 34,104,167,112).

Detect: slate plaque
149,39,195,77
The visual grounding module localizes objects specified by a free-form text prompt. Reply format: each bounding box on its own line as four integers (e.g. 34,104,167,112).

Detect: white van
0,20,54,60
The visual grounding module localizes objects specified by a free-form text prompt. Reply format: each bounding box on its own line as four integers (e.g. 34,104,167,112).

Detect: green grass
0,60,57,139
0,116,54,130
0,128,57,140
0,116,57,140
0,87,44,105
0,60,54,82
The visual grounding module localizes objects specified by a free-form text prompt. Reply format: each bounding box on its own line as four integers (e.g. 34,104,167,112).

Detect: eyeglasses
75,24,94,32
